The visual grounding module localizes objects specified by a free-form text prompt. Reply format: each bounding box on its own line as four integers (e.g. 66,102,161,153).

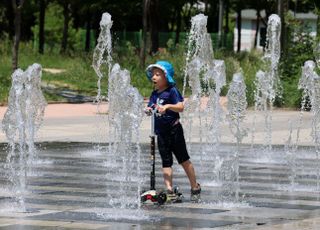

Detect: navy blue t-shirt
148,86,184,134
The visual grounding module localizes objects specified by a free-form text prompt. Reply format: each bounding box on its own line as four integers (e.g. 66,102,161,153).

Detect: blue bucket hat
146,61,175,86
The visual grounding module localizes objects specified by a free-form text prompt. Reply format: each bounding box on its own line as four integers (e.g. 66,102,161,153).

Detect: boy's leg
181,160,198,189
182,160,201,202
157,134,174,191
171,123,199,189
172,123,201,201
162,167,173,191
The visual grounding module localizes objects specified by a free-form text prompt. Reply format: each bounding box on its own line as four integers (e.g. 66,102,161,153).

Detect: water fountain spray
2,63,47,210
182,14,226,186
183,14,226,148
182,14,227,184
299,60,320,190
253,14,281,151
227,73,248,146
226,72,247,201
206,60,227,147
92,12,145,215
92,12,113,103
107,64,144,209
183,14,213,98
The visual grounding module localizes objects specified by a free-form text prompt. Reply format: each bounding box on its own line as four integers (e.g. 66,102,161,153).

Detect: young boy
145,60,201,202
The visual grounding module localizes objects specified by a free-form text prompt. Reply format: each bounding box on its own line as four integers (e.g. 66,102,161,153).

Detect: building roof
232,9,266,19
294,11,318,20
232,9,318,20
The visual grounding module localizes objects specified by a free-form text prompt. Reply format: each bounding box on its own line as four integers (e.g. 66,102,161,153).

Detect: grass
0,42,107,104
0,41,280,108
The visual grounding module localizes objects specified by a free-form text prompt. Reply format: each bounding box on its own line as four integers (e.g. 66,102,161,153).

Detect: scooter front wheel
157,192,167,205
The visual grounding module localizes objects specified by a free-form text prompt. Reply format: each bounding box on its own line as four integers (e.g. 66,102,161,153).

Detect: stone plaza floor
0,103,320,229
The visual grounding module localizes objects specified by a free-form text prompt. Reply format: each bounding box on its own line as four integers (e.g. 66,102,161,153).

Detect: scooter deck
157,191,183,204
141,189,183,205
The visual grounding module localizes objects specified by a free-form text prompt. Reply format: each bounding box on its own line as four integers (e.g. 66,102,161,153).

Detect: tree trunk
11,0,25,71
278,0,289,58
7,0,14,39
254,8,261,48
218,0,224,47
85,9,91,52
140,0,149,68
149,0,159,55
223,0,229,47
39,0,46,54
174,4,182,45
277,0,282,15
315,2,320,39
237,5,242,52
204,0,208,14
317,15,320,39
61,1,70,53
207,0,218,33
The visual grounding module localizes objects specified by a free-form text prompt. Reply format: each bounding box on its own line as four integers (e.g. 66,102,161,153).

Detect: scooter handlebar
144,106,161,117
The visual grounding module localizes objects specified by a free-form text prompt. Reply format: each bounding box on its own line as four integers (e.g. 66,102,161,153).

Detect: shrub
279,15,316,108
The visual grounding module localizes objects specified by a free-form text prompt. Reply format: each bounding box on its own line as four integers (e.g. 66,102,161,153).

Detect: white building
233,9,318,51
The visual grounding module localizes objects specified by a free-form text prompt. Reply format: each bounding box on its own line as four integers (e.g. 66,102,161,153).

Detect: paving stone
1,143,320,229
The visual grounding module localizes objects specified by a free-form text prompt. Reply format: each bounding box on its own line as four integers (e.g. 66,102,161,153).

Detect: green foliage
279,14,316,108
0,34,313,110
0,41,101,104
32,2,83,53
0,37,265,106
215,49,264,106
0,54,11,105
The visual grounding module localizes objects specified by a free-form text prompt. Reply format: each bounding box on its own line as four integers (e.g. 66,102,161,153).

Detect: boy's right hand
144,107,153,116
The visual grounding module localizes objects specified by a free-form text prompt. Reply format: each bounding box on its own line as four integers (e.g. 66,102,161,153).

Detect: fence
32,30,234,52
113,31,234,50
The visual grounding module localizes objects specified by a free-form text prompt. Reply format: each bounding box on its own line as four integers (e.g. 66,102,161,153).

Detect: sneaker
166,189,182,203
166,189,174,194
190,183,201,202
166,189,176,199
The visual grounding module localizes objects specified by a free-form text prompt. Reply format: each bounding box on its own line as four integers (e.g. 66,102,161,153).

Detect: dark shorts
157,123,190,167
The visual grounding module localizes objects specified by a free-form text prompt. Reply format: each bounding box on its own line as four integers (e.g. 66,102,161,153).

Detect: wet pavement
0,103,319,229
1,142,320,229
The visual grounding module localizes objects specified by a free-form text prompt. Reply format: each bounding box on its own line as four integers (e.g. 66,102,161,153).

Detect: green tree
314,0,320,38
58,0,71,53
38,0,48,54
280,13,315,107
11,0,25,70
32,1,81,53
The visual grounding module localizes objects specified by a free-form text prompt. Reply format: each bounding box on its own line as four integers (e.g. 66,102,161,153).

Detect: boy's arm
157,102,184,114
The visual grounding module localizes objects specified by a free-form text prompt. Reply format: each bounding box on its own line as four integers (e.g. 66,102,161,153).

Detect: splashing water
226,72,247,201
182,13,226,185
183,13,223,146
299,60,320,190
92,12,113,103
282,62,317,189
182,14,212,173
205,60,227,148
227,72,248,145
2,63,47,210
106,64,144,210
92,12,114,154
284,120,299,190
92,12,145,216
183,14,213,97
253,14,281,151
299,61,320,146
